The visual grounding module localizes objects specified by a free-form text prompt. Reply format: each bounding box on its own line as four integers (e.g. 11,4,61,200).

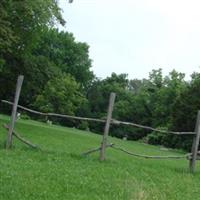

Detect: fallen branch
3,124,40,150
81,143,114,156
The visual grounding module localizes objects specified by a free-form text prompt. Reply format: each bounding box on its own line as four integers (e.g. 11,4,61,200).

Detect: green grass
0,114,200,200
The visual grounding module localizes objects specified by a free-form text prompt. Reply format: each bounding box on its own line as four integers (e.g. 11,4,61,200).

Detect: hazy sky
59,0,200,80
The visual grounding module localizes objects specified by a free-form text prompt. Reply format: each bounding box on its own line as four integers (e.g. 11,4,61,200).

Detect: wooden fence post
100,92,116,161
6,75,24,149
189,110,200,173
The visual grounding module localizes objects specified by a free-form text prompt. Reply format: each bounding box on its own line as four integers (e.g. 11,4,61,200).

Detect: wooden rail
3,124,40,149
2,75,199,173
111,145,189,159
1,100,194,135
112,120,195,135
2,100,105,123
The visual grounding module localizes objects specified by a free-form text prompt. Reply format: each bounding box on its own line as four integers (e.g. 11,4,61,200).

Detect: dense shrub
146,127,193,151
77,121,89,131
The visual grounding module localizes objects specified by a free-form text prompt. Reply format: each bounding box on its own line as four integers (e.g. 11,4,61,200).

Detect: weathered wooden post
6,75,24,149
189,110,200,173
100,92,116,161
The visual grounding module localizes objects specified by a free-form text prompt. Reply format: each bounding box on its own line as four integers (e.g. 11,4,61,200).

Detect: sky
59,0,200,80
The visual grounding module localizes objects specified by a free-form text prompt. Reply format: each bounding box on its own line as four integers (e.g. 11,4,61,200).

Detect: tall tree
32,28,94,89
34,73,86,115
0,0,66,106
0,0,64,59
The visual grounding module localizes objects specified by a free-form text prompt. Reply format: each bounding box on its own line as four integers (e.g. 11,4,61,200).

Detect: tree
34,74,86,115
0,0,66,106
0,28,94,108
32,28,94,89
151,70,186,127
171,72,200,132
87,73,129,117
0,0,65,58
128,79,143,94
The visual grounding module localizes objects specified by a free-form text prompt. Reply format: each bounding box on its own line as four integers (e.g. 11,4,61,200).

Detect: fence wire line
1,100,195,135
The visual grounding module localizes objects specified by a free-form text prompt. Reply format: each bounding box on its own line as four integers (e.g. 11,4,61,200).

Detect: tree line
1,0,200,151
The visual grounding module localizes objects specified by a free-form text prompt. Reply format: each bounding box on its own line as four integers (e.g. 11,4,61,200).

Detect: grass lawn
0,114,200,200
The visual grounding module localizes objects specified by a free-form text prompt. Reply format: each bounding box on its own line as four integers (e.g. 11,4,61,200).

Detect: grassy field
0,114,200,200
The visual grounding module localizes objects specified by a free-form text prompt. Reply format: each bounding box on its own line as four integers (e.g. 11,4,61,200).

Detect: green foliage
171,72,200,132
0,58,5,72
0,0,68,108
1,1,200,152
0,0,65,56
0,27,94,109
34,74,86,115
149,68,163,88
167,72,200,151
20,113,31,120
147,127,168,145
87,73,129,117
87,69,197,151
33,28,94,89
77,121,89,131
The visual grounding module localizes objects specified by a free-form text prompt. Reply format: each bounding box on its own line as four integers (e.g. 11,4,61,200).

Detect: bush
146,127,168,145
110,126,148,140
146,126,193,151
78,121,89,131
20,113,31,120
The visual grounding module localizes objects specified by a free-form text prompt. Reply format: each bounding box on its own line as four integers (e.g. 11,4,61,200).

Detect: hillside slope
0,115,200,200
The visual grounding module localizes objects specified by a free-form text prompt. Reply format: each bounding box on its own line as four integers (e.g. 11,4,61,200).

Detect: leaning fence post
100,92,116,161
6,75,24,149
189,110,200,173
